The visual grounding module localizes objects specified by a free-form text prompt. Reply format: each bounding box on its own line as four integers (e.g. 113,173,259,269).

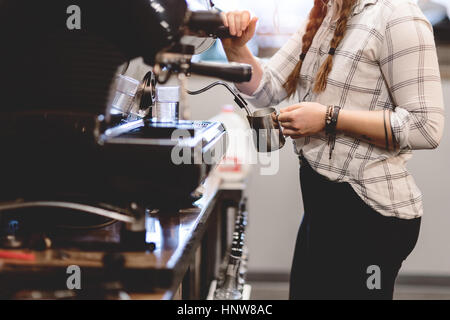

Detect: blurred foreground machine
0,0,252,299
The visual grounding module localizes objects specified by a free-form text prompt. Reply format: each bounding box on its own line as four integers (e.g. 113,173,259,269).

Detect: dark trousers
289,159,421,300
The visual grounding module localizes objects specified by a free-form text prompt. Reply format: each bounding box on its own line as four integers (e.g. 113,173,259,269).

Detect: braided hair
283,0,357,97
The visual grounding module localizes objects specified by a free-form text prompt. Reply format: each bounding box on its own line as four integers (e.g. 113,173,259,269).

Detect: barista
221,0,444,300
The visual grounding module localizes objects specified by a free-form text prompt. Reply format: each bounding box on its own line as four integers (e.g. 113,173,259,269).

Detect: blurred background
134,0,450,299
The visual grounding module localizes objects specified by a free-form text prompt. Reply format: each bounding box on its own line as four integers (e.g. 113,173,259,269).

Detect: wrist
325,105,341,136
224,45,251,62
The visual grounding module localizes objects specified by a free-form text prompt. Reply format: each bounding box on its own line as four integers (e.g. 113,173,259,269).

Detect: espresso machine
0,0,252,297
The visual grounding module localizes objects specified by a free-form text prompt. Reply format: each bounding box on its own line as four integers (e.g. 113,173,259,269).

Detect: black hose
187,81,251,115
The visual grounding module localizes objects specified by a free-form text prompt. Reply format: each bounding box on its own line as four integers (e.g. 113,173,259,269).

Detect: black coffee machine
0,0,252,249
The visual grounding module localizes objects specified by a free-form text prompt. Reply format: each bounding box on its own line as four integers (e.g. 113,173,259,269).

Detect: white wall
182,76,302,274
184,75,450,277
126,54,450,276
401,79,450,276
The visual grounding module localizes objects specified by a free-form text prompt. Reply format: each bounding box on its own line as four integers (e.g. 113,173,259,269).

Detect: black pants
289,159,421,300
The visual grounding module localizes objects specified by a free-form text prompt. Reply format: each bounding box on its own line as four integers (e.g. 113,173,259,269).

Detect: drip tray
120,120,216,139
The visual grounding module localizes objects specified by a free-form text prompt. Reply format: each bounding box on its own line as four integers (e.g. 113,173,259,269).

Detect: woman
221,0,445,299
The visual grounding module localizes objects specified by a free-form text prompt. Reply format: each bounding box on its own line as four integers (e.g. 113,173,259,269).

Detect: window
193,0,448,61
194,0,313,61
213,0,313,49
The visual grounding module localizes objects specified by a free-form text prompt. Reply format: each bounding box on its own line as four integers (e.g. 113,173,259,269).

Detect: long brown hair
283,0,357,97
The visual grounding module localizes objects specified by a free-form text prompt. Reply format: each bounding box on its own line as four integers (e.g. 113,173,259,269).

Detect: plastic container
110,75,140,117
154,86,180,123
210,105,253,182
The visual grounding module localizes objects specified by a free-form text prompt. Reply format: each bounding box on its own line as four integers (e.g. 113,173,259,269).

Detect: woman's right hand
219,11,262,95
221,11,258,50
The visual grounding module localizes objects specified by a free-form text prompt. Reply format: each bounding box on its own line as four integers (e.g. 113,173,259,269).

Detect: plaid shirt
241,0,445,219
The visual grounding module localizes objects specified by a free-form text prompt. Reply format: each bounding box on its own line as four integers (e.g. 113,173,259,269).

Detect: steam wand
186,81,251,116
153,47,253,120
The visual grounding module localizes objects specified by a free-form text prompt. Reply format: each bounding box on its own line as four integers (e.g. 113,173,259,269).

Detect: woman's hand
219,11,261,96
221,11,258,50
278,102,327,139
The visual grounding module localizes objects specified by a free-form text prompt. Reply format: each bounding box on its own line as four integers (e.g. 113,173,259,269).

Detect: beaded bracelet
325,105,333,134
325,106,341,159
325,106,340,136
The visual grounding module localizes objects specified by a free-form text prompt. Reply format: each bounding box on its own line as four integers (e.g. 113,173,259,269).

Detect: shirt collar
352,0,378,16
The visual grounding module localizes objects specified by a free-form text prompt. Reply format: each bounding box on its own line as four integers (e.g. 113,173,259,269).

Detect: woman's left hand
278,102,328,139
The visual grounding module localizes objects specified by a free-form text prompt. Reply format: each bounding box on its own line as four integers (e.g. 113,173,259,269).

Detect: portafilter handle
186,10,236,39
214,26,236,39
190,62,252,83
